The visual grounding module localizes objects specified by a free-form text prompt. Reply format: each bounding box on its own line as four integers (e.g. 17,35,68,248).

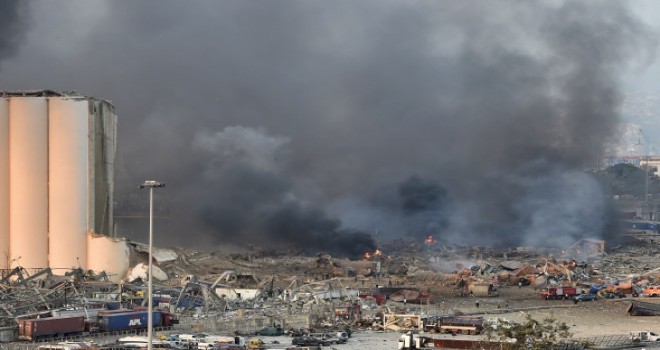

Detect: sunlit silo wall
0,99,9,268
87,233,130,281
0,91,117,271
48,98,89,269
8,97,49,269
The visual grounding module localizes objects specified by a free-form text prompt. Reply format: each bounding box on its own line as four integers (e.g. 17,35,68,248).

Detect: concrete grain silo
48,98,91,269
0,99,9,265
0,90,117,271
9,97,49,269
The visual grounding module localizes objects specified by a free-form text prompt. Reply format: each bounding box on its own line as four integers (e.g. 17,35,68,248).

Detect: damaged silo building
0,90,122,275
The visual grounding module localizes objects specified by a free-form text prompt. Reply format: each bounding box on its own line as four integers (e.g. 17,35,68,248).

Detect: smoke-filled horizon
0,1,655,256
0,1,28,66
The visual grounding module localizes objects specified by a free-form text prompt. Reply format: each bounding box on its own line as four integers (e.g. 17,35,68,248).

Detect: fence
576,334,634,349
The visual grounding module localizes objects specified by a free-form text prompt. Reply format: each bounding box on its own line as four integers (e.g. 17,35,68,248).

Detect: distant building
601,156,641,169
640,157,660,176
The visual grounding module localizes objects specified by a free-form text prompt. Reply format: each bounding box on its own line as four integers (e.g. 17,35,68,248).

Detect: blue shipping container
98,311,162,332
622,220,660,232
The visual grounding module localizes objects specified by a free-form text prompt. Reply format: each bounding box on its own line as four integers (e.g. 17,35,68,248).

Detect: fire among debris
363,249,383,260
424,235,438,245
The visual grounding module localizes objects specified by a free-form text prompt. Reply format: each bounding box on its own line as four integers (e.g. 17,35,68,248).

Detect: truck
19,316,85,340
599,285,631,299
629,331,660,342
644,286,660,297
539,287,581,300
197,335,245,350
96,310,172,332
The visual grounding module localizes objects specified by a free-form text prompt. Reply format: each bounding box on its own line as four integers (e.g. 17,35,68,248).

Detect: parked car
573,294,598,303
255,326,284,336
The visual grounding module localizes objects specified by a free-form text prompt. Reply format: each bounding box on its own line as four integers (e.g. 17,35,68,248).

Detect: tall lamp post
139,180,165,350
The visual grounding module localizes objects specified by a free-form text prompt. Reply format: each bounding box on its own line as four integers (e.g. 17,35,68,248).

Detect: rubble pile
0,236,656,343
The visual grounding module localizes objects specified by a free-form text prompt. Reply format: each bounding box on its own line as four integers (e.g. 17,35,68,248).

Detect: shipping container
97,311,162,332
438,316,484,335
161,311,177,326
18,316,85,340
622,220,660,232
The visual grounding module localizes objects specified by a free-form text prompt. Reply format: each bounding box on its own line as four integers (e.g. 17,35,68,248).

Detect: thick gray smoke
0,1,28,65
0,1,654,254
189,126,376,256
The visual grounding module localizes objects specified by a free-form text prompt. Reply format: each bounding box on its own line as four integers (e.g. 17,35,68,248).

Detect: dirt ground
255,286,660,350
400,285,660,338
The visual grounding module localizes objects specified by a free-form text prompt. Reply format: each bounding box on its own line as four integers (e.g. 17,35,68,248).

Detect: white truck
397,332,423,349
197,336,246,350
630,331,660,342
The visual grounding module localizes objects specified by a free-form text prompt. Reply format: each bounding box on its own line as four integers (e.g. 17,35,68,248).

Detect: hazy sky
627,0,660,92
0,1,658,253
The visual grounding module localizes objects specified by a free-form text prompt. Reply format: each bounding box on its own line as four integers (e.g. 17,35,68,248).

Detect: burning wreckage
0,235,655,345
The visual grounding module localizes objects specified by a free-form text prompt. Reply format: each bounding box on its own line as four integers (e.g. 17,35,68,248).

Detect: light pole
139,180,165,350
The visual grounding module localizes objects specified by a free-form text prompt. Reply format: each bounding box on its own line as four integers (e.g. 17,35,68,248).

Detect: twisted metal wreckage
0,264,375,335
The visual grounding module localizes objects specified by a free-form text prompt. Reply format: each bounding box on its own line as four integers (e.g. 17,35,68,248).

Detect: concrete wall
87,233,130,282
0,99,9,268
9,97,49,269
48,98,89,269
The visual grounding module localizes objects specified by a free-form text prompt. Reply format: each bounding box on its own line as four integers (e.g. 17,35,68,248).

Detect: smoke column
0,1,655,254
0,1,28,67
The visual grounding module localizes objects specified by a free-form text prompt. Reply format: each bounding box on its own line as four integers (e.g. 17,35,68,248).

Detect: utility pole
139,180,166,350
640,129,652,219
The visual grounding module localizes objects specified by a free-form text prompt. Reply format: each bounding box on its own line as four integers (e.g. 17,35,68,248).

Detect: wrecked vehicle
255,326,284,336
644,286,660,297
629,331,660,342
291,336,326,347
573,294,598,303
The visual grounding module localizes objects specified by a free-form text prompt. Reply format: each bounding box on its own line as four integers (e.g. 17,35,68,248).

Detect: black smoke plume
0,1,655,252
399,176,448,216
0,1,28,66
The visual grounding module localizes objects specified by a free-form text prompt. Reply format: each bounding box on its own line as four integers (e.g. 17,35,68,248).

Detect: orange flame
364,249,384,260
424,235,437,245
